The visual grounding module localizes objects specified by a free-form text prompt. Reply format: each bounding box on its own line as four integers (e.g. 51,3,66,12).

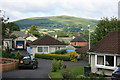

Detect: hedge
35,53,70,61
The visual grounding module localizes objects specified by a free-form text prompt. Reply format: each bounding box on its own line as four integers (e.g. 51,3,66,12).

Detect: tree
6,22,20,31
91,17,120,45
29,25,41,37
2,22,20,38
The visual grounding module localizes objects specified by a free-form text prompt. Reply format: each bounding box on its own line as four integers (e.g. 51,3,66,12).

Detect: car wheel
36,64,39,69
32,65,36,69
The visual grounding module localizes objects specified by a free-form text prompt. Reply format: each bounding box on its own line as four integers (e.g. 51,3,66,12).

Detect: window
38,47,42,52
44,47,48,52
56,47,61,51
37,46,49,53
97,56,104,65
105,56,114,66
97,55,114,66
58,47,60,50
116,56,120,66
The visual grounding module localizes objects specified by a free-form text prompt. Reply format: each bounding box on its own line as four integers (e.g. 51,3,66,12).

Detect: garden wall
0,57,19,72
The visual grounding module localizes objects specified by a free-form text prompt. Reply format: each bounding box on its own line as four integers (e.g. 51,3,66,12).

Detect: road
2,59,88,79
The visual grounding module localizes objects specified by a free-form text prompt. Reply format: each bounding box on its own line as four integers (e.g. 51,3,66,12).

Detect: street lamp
88,25,91,64
88,25,90,50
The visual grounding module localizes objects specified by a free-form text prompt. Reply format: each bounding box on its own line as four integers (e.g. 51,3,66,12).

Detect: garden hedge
35,53,70,61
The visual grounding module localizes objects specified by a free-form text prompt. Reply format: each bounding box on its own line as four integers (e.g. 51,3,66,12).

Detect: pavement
2,59,88,79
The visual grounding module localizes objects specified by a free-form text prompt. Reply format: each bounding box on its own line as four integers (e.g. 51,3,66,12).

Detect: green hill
14,15,98,32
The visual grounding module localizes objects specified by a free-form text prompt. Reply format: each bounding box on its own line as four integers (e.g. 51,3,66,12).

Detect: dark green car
18,55,38,69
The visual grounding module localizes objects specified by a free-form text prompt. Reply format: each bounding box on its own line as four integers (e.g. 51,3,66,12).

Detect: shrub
52,59,63,72
2,50,11,58
58,60,63,69
66,51,78,62
35,53,70,61
15,51,22,59
52,59,59,72
61,69,76,79
2,50,15,58
51,49,67,54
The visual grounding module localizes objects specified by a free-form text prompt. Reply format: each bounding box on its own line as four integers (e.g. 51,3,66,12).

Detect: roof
66,45,75,49
57,37,73,42
14,37,26,40
30,35,68,45
12,31,32,38
89,31,120,54
76,46,89,53
71,36,86,42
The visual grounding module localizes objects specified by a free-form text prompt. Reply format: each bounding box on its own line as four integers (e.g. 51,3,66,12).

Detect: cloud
0,0,119,21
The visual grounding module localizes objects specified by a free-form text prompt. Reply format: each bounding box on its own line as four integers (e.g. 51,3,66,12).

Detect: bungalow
89,31,120,76
70,36,88,46
30,35,68,55
12,31,37,41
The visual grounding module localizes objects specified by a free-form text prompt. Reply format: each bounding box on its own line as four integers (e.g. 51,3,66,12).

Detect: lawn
49,66,84,79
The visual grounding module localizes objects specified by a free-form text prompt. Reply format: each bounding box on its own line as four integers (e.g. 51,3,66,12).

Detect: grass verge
49,66,84,79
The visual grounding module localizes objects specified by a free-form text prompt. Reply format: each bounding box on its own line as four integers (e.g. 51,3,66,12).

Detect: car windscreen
115,67,120,71
22,56,31,60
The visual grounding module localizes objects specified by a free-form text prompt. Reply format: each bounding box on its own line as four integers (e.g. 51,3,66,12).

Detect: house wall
70,42,87,46
90,53,120,76
31,45,67,56
3,40,12,49
31,46,36,56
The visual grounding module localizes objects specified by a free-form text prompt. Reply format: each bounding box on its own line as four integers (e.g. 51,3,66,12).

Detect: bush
14,51,22,59
51,49,67,54
61,69,76,79
66,51,78,62
52,59,63,72
2,50,11,58
35,53,70,61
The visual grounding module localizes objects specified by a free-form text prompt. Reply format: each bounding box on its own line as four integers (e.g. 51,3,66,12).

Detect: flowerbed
0,57,19,72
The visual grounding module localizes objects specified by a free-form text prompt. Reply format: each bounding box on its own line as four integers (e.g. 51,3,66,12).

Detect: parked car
18,55,38,69
111,66,120,80
17,44,23,49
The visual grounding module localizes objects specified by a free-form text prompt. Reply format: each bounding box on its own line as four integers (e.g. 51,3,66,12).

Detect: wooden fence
0,57,19,72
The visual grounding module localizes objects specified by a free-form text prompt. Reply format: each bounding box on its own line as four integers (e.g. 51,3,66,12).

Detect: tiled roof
71,36,86,42
12,31,32,38
89,31,120,54
30,35,68,45
57,37,73,42
76,47,89,53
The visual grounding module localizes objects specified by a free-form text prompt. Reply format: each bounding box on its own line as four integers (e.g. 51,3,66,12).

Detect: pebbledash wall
31,45,66,55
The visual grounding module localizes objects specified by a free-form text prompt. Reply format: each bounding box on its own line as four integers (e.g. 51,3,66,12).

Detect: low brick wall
0,57,19,72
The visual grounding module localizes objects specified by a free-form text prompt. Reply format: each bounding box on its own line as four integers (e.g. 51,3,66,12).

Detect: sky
0,0,119,21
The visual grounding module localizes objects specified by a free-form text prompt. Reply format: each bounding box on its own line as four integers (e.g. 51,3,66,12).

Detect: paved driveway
2,59,88,79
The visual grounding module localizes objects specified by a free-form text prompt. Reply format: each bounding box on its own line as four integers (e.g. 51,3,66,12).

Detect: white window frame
56,47,61,51
37,46,49,53
95,54,116,70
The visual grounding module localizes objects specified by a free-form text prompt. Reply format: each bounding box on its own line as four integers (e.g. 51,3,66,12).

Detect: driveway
2,59,88,79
